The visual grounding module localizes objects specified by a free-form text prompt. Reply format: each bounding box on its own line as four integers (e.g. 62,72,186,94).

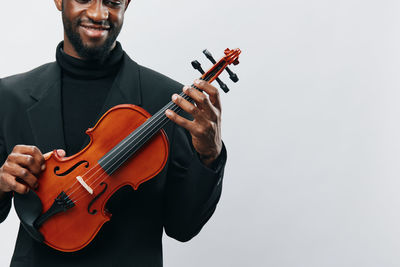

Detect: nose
86,0,109,22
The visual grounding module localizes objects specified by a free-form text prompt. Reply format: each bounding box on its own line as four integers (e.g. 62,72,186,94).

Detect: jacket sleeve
0,132,12,224
163,124,226,242
0,79,12,224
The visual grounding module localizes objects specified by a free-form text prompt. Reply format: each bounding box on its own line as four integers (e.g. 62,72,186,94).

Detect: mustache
78,18,112,29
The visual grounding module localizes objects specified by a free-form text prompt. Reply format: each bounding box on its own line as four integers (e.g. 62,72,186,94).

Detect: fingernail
165,110,172,116
172,94,178,101
194,79,201,85
183,86,189,92
41,165,46,171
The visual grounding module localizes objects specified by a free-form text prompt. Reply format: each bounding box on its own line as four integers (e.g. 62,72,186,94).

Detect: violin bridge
76,176,94,195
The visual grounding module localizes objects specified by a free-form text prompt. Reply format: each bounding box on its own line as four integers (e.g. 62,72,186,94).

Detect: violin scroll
192,48,241,93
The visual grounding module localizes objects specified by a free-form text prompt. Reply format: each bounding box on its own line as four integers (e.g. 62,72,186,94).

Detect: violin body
35,104,168,252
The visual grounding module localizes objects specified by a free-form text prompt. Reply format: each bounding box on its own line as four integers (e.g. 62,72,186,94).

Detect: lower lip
80,26,108,39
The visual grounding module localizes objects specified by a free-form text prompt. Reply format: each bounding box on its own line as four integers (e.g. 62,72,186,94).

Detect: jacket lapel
26,54,142,154
27,63,66,153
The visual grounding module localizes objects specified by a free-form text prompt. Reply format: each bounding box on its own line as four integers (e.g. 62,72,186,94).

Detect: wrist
199,152,220,167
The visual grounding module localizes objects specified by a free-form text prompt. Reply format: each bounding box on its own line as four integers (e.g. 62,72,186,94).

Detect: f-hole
54,161,89,176
88,182,108,215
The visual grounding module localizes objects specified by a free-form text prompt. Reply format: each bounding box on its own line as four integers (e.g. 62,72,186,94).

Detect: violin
14,48,241,252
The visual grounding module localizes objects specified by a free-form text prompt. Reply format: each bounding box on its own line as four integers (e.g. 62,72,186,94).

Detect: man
0,0,226,266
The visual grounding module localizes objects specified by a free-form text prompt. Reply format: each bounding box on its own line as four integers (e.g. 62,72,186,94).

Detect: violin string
68,104,183,204
63,95,185,200
56,58,233,206
65,79,208,204
64,80,206,199
65,95,189,204
68,96,187,202
62,96,185,199
65,81,208,205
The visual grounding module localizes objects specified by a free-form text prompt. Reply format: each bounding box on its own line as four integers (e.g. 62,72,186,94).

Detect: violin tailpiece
34,191,75,228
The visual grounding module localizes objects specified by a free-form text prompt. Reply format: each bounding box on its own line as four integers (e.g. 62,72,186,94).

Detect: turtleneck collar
56,41,124,80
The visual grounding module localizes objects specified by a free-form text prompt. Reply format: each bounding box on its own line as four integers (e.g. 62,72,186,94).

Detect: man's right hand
0,145,65,196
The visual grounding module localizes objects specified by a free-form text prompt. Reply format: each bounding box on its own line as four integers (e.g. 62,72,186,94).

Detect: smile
79,24,109,38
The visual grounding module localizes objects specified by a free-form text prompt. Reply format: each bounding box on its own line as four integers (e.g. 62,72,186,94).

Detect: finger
56,149,66,157
8,153,42,175
182,85,215,115
171,93,202,120
3,162,38,189
43,151,53,160
2,173,29,194
45,149,66,159
12,145,45,171
193,80,221,111
165,109,195,133
183,86,220,122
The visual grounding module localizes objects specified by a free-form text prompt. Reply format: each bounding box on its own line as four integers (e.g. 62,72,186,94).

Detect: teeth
82,26,107,31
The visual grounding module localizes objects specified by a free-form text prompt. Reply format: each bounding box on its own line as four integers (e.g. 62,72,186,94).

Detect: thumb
56,149,66,158
43,149,66,160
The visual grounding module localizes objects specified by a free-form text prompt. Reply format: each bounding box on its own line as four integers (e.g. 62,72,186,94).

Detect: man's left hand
165,79,222,167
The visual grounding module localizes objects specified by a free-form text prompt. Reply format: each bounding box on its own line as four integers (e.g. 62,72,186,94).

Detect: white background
1,0,400,266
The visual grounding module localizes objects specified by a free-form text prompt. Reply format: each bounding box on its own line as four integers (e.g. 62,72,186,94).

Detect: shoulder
122,53,182,95
138,64,183,114
0,62,57,98
122,55,184,113
138,64,183,94
0,62,58,119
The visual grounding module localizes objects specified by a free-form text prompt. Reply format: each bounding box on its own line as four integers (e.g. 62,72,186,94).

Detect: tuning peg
217,80,230,93
225,68,238,83
203,49,239,83
191,60,205,74
203,49,217,64
191,60,230,93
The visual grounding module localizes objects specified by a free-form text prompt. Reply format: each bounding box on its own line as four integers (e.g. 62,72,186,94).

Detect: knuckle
189,106,197,114
14,184,27,194
9,180,18,191
204,121,213,130
211,86,219,94
7,153,16,162
186,87,193,95
30,146,37,154
194,126,204,136
26,155,34,165
2,162,11,172
20,169,28,178
199,95,207,104
12,145,21,153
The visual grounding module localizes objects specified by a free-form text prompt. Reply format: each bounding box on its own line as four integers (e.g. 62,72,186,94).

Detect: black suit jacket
0,52,225,267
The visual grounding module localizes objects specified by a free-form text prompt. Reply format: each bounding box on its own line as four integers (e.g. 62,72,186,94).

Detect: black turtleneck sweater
56,42,124,155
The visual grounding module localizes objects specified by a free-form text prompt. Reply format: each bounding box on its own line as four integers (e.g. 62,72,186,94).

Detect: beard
62,10,122,62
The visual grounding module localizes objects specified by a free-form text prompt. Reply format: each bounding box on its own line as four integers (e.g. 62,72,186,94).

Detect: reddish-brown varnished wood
35,104,169,252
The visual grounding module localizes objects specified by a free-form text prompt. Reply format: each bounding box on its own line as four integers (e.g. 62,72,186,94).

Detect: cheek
64,3,85,21
110,10,125,26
